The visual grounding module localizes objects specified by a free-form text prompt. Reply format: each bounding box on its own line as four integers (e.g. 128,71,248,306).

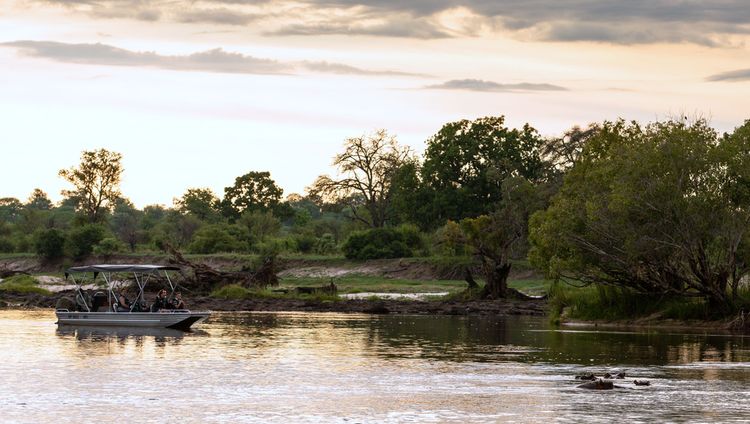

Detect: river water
1,310,749,423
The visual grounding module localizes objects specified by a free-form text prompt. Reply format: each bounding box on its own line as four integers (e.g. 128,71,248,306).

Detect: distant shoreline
0,290,547,316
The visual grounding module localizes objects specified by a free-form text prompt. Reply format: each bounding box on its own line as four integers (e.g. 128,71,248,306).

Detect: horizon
2,1,749,207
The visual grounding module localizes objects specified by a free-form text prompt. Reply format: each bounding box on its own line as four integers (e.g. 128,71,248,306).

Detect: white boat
55,264,210,330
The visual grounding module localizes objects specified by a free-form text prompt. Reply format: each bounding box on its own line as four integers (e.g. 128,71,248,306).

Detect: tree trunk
481,262,511,299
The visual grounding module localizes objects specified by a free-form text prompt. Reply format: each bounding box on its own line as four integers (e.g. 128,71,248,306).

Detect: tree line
2,115,749,308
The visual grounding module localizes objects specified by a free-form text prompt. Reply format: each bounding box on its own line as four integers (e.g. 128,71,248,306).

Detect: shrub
314,233,338,255
342,227,423,259
294,234,317,254
211,284,252,300
34,228,66,260
93,237,123,256
68,224,107,259
0,237,14,253
188,224,244,254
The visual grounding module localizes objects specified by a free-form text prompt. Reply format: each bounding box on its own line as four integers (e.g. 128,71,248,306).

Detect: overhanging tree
529,118,750,309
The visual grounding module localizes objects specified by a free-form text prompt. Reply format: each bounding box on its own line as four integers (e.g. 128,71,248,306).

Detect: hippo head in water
577,379,614,390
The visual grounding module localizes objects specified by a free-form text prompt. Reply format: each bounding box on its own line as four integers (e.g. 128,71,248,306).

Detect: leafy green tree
0,198,23,223
308,129,413,228
26,188,52,210
421,116,546,225
460,177,543,298
67,224,107,259
221,171,283,220
188,224,245,254
529,119,750,309
110,198,143,251
59,149,123,223
175,188,221,222
33,228,67,260
239,210,281,243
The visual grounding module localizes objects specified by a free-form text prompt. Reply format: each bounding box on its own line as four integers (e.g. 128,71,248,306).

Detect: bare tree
308,130,412,228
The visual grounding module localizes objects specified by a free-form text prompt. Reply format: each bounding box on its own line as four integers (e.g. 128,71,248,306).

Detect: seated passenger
150,289,170,312
171,291,186,309
115,293,131,312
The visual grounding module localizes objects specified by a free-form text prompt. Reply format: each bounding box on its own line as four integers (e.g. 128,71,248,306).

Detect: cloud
27,0,750,44
425,79,566,92
177,8,258,26
301,61,428,77
706,69,750,82
2,40,290,74
1,40,424,77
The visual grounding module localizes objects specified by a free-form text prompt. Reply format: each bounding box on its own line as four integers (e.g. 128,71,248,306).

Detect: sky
1,0,749,208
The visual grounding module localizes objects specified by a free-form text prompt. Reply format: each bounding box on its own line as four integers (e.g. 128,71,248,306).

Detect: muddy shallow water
1,310,749,423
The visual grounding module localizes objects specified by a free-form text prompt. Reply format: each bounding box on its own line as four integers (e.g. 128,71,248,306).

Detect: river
1,310,749,423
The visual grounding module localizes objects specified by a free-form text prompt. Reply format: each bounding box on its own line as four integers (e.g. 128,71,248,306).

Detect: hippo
633,380,651,386
576,379,615,390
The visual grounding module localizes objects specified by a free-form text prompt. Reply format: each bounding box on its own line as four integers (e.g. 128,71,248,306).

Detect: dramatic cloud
26,0,750,44
706,69,750,82
177,8,258,26
425,79,566,92
1,40,424,77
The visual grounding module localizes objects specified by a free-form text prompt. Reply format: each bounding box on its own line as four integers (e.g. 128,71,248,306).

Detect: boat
55,264,210,330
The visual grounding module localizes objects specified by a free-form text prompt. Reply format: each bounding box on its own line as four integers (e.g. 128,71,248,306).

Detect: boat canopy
66,264,180,275
64,264,182,313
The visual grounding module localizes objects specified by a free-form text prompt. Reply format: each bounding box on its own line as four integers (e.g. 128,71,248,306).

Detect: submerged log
165,244,279,291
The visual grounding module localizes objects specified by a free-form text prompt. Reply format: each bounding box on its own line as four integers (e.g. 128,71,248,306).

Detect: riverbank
0,289,547,316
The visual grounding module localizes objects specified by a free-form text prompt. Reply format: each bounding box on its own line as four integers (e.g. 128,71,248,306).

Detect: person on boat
151,289,170,312
116,292,131,312
171,291,186,309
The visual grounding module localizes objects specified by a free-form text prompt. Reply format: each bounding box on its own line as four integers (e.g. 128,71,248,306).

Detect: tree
26,188,52,210
33,228,66,260
221,171,283,220
110,198,142,252
308,129,412,228
529,118,750,309
59,149,123,223
174,188,221,222
0,198,23,223
239,210,281,243
460,177,543,298
421,116,546,225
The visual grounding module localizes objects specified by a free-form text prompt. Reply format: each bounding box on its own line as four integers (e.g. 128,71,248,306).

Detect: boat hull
55,310,210,330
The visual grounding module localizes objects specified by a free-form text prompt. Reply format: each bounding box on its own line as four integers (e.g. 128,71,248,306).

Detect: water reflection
0,310,749,423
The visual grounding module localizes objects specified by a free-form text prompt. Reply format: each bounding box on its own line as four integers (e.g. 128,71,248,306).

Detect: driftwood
165,244,278,291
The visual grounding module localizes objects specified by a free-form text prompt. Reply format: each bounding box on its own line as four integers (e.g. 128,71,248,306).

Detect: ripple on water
0,310,749,423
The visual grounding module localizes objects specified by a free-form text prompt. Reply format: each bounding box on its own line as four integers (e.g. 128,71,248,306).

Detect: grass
211,284,340,302
547,282,750,324
0,275,52,295
279,276,468,294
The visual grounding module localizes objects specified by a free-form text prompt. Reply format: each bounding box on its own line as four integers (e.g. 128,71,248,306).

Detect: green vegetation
211,284,340,302
548,282,750,324
0,275,52,295
280,276,467,294
342,225,424,259
3,115,750,322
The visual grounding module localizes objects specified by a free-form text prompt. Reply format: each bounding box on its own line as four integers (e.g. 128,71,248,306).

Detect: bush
34,228,66,260
0,237,14,253
93,237,124,256
342,227,423,260
314,233,338,255
211,284,252,300
68,224,107,259
294,234,317,254
188,224,244,254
